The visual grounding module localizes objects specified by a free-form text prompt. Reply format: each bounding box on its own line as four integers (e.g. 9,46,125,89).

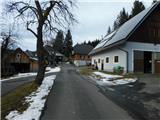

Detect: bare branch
26,22,37,37
43,1,56,21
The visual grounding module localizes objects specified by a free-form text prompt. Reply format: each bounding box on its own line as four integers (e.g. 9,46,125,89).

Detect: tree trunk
35,61,46,85
35,24,46,85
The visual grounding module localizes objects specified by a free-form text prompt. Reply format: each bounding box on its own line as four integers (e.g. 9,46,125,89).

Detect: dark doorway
134,51,144,72
11,63,30,73
101,60,104,71
144,51,152,73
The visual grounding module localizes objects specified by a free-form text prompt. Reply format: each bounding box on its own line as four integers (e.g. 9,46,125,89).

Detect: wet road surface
41,64,134,120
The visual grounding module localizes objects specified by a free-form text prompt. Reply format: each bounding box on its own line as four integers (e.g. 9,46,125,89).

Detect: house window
94,59,96,63
98,59,100,63
16,53,21,62
156,53,160,60
106,57,109,63
114,56,119,63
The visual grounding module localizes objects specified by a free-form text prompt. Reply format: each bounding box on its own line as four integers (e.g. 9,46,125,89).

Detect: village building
44,45,64,65
89,2,160,74
72,44,93,66
25,50,39,72
2,48,38,76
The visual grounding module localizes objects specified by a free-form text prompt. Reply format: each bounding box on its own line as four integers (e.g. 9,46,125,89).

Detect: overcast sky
0,0,154,51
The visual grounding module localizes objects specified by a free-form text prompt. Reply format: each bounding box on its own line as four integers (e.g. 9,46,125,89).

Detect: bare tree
1,5,18,60
7,0,76,85
1,29,17,59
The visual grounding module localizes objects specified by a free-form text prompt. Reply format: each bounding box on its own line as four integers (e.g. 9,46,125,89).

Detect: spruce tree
152,0,158,4
117,8,129,27
130,0,145,18
88,41,91,46
113,21,118,30
91,39,100,47
52,30,64,53
64,30,73,58
113,8,129,30
107,26,111,34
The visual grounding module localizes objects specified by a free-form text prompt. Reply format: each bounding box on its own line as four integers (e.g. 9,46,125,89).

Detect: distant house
2,48,38,76
72,44,94,66
90,2,160,73
44,45,55,65
25,50,39,72
55,52,64,63
44,45,64,65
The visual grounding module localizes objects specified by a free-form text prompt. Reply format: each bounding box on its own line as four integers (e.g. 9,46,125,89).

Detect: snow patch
1,67,61,81
93,71,122,80
46,67,51,71
5,75,56,120
1,72,37,81
46,67,61,73
93,72,137,86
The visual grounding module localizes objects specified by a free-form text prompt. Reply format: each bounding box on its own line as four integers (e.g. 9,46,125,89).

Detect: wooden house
2,48,38,76
44,45,64,65
71,44,93,66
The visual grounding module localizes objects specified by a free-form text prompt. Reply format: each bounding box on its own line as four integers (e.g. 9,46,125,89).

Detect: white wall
91,42,160,73
91,48,127,72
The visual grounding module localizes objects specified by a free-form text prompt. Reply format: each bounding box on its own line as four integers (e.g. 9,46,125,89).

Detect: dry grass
79,66,95,75
1,82,38,120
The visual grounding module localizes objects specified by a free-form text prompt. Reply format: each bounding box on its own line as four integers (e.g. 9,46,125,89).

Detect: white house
89,2,160,74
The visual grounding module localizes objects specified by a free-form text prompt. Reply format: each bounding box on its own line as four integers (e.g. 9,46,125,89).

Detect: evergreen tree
52,30,64,53
117,8,129,27
64,30,73,57
80,39,100,47
113,8,129,30
83,40,87,44
107,26,111,34
130,0,145,18
152,0,158,4
91,39,100,47
113,21,119,30
88,41,91,46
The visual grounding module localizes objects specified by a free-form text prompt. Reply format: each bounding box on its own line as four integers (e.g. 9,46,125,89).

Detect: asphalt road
41,64,134,120
1,72,58,96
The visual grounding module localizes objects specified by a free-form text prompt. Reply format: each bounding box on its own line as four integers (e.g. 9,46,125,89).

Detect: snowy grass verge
1,82,38,119
92,71,137,86
5,75,56,120
1,67,60,81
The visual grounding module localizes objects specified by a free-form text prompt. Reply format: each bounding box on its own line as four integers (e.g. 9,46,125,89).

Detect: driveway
137,74,160,93
41,64,134,120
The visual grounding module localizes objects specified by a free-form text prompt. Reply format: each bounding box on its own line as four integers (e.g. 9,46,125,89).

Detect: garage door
155,60,160,73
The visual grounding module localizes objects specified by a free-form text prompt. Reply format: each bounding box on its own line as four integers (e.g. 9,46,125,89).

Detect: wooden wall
7,49,30,63
30,60,38,72
129,5,160,44
72,54,91,61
